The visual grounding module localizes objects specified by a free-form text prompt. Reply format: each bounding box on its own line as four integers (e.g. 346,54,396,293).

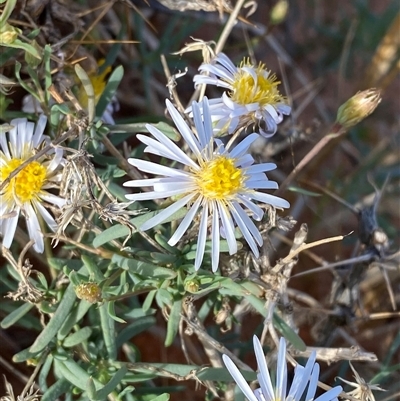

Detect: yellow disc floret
196,156,244,200
230,59,284,106
0,158,47,203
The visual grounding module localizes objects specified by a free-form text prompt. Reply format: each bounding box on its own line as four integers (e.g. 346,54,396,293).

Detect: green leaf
197,367,256,382
58,300,92,340
1,302,34,328
75,64,95,123
12,347,38,363
82,255,104,281
165,298,182,347
150,395,170,401
107,300,126,324
95,366,128,400
0,0,17,27
273,314,307,352
63,327,92,347
116,316,157,348
93,207,187,248
48,258,83,271
108,121,180,141
287,185,322,197
29,283,77,353
112,254,177,279
54,358,102,391
86,377,97,400
96,65,123,119
41,379,71,401
100,303,118,359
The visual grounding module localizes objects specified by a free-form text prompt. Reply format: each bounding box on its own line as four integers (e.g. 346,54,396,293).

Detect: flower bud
336,88,381,129
184,278,200,294
75,282,102,303
0,23,21,44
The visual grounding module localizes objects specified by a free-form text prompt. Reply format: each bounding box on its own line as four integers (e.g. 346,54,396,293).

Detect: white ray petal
253,336,275,401
169,196,202,246
140,193,195,231
25,203,44,253
222,355,259,401
211,201,220,272
195,203,208,270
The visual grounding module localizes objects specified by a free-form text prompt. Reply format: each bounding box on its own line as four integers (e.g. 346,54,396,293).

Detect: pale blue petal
250,192,290,209
169,195,202,246
253,336,275,401
140,193,194,231
230,133,259,158
126,158,190,178
276,337,287,401
195,203,208,270
218,202,237,255
166,99,202,157
222,355,259,401
211,201,220,272
232,202,263,246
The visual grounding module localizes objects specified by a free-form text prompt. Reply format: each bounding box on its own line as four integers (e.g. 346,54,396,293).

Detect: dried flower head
338,363,385,401
1,376,41,401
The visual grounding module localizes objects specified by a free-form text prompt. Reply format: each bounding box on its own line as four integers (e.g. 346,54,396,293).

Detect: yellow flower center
230,59,284,106
0,158,47,203
196,156,244,200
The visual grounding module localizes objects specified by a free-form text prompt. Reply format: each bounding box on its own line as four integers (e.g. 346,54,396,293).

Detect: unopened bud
184,278,200,294
0,23,21,44
270,0,289,25
75,282,102,303
336,88,381,129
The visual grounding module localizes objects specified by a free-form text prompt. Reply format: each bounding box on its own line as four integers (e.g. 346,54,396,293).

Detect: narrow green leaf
273,314,307,351
107,300,126,324
95,366,128,400
0,0,17,27
63,327,92,347
86,377,97,400
112,254,177,280
29,283,76,353
41,379,71,401
108,121,180,141
116,316,156,348
197,367,256,382
58,299,92,340
96,65,123,119
150,395,170,401
43,44,52,104
75,64,95,123
100,303,117,359
165,298,182,347
93,208,187,248
39,354,53,392
12,347,38,363
82,255,104,281
288,185,322,197
1,302,34,328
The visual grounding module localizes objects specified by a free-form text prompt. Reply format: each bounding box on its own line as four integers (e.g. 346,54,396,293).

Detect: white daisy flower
223,336,343,401
0,115,65,253
124,98,289,272
192,53,291,137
